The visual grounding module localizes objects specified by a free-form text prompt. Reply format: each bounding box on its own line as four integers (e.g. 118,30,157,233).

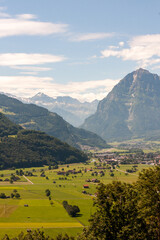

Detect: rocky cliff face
82,69,160,141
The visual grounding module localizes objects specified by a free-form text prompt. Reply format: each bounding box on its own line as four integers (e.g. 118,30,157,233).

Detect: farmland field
0,161,151,239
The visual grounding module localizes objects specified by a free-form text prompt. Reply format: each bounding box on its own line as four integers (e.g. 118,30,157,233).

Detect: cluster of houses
53,151,160,196
93,151,160,165
86,178,100,183
83,178,100,189
57,169,81,176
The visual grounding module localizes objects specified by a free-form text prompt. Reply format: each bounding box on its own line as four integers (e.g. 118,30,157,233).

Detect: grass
0,162,151,239
109,138,160,153
0,187,23,190
0,222,82,228
0,228,82,239
0,205,18,217
0,107,16,115
20,120,36,127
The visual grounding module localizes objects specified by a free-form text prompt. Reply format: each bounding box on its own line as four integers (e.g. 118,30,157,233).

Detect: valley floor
0,162,151,239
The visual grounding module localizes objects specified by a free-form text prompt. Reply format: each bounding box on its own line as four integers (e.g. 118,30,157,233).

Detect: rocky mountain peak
82,69,160,142
31,92,54,103
35,92,47,97
135,68,149,74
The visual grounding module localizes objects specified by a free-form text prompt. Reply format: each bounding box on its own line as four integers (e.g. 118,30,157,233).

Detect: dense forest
0,112,22,137
0,113,87,169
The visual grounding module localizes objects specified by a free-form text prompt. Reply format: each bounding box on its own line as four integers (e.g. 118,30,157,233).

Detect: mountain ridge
82,68,160,141
18,93,99,127
0,93,108,149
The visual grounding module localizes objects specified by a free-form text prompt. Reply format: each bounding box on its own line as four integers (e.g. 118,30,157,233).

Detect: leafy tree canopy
79,166,160,240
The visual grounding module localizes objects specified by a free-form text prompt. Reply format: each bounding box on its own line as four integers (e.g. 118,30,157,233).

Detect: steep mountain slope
0,112,87,169
19,93,99,127
0,94,107,149
0,112,22,137
82,69,160,141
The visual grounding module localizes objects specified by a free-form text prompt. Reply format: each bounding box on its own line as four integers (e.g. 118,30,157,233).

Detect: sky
0,0,160,102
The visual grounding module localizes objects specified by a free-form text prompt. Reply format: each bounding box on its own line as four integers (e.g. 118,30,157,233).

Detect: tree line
63,201,80,217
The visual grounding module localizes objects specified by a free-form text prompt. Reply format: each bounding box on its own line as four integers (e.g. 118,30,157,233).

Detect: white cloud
0,75,119,101
108,45,119,49
90,55,97,59
70,32,114,42
16,14,37,20
101,34,160,67
68,92,108,102
119,41,124,47
0,12,10,18
0,14,68,37
0,53,66,66
101,49,120,58
0,76,53,95
61,79,119,94
151,64,160,70
20,72,38,75
11,66,52,72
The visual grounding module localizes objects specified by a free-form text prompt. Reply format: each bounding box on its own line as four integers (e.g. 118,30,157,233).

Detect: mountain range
82,68,160,142
19,93,99,127
0,93,108,149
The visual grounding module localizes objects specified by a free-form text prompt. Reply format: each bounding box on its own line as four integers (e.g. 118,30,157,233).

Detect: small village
93,151,160,165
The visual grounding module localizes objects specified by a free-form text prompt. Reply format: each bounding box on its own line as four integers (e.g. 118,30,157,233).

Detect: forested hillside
0,112,22,137
0,113,87,169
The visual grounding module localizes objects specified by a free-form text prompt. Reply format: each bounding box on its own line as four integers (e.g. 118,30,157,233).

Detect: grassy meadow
0,161,151,239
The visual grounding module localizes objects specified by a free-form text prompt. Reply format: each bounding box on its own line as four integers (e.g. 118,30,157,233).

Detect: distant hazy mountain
82,68,160,141
20,93,99,127
0,93,108,149
0,92,17,99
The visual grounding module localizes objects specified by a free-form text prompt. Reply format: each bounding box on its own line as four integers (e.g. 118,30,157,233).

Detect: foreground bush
62,201,80,217
2,230,75,240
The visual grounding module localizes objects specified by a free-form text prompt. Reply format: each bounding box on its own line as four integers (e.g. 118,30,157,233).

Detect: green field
109,138,160,152
0,161,151,239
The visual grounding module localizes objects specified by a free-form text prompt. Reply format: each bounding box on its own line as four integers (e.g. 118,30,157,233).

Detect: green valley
0,161,151,239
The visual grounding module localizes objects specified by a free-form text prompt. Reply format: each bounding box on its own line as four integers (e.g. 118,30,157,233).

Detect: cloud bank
0,53,66,66
0,14,68,37
11,66,52,72
70,32,114,42
101,34,160,68
0,75,119,102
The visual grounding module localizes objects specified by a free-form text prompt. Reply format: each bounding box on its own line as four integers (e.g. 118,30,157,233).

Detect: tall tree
79,180,149,240
137,166,160,240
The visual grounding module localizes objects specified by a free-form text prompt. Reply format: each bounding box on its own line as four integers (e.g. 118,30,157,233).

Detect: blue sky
0,0,160,101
